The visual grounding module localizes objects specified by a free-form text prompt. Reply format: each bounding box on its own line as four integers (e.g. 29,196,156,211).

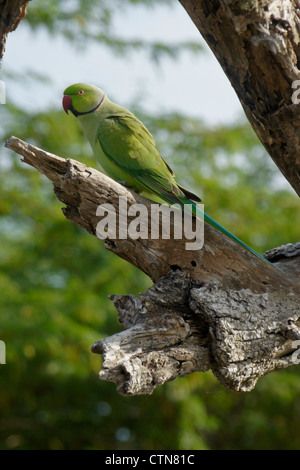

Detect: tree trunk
179,0,300,197
0,0,29,61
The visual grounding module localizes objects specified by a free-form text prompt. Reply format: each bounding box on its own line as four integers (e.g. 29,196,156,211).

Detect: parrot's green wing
97,111,200,205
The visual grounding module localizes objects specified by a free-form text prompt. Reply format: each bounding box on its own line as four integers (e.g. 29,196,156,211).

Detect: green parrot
62,82,274,266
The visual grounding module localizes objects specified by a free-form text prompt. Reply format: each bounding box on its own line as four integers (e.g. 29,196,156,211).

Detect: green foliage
0,0,299,451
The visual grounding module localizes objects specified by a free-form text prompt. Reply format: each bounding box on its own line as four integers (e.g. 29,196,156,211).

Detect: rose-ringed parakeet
62,82,274,265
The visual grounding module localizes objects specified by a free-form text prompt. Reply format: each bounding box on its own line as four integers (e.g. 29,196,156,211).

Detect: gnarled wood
5,136,300,394
92,270,300,395
5,136,297,293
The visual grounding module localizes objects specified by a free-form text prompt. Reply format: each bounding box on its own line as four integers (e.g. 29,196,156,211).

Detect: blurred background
0,0,299,450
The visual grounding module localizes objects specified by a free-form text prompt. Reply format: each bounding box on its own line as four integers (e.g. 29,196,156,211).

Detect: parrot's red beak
62,94,72,114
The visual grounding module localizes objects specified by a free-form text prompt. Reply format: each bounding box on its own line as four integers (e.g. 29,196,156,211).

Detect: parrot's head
62,83,105,117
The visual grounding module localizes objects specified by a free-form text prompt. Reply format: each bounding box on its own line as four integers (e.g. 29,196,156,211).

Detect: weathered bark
5,136,300,394
0,0,29,61
179,0,300,197
5,136,298,291
92,270,300,395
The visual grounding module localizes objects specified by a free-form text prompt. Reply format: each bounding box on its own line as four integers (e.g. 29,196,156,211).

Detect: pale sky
1,1,243,125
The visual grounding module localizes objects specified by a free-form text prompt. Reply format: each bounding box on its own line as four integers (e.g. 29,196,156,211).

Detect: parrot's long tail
186,201,281,271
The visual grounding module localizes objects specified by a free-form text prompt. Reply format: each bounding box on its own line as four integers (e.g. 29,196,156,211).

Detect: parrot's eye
78,90,85,95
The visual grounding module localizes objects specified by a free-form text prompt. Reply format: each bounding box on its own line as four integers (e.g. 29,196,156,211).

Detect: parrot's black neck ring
71,94,106,117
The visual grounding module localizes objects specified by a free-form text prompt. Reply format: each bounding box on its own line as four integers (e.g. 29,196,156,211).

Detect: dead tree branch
5,136,300,395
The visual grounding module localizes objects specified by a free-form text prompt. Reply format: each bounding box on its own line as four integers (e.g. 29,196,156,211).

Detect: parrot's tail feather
191,203,281,270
